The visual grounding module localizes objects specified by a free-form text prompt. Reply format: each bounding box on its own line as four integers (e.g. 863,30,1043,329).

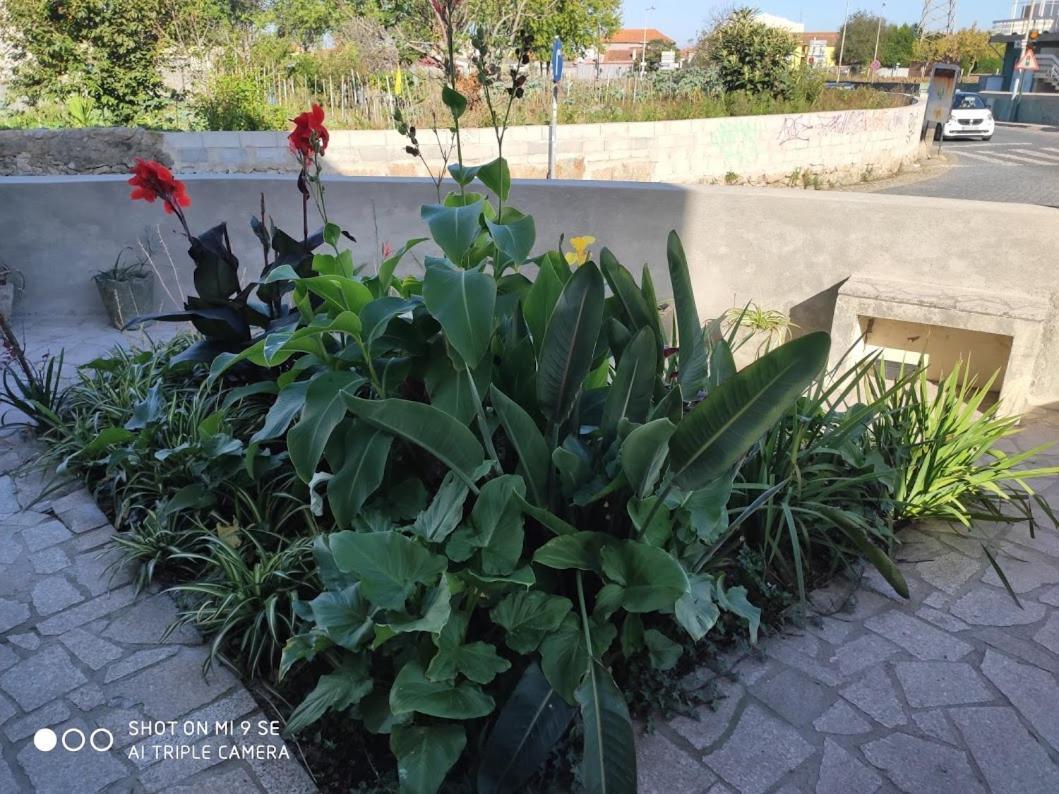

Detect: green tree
2,0,175,123
880,22,917,67
521,0,621,62
270,0,346,50
837,10,885,66
915,27,995,74
703,7,798,97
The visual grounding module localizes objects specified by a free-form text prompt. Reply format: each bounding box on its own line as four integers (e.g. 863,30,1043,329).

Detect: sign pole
547,37,563,180
1009,0,1037,121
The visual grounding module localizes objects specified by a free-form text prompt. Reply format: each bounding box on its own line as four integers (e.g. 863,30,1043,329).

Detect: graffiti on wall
777,106,920,146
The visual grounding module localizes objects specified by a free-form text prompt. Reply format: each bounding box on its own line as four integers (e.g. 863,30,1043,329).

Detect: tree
880,22,917,67
702,7,798,97
640,38,672,73
520,0,621,62
914,27,995,74
270,0,346,50
837,10,885,66
1,0,174,123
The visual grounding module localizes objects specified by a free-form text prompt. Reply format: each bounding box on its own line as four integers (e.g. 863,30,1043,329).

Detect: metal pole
547,83,558,179
1008,0,1036,121
836,0,850,82
639,6,655,81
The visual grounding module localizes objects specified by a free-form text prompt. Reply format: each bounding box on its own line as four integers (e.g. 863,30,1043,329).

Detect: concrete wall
162,96,925,186
981,92,1059,126
0,175,1055,406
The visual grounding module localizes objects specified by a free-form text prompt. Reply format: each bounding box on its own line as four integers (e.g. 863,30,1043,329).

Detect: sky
623,0,1006,46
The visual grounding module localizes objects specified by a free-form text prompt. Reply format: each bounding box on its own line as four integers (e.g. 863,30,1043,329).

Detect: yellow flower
564,235,596,266
394,66,403,97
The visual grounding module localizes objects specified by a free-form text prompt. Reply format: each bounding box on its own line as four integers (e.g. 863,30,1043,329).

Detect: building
576,28,677,78
990,0,1059,91
798,32,839,68
754,12,805,33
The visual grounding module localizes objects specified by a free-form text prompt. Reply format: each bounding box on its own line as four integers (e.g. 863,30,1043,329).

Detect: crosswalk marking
953,148,1059,166
952,149,1018,166
1041,147,1059,156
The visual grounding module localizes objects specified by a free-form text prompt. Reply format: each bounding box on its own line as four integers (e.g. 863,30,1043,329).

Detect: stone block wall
163,97,925,186
0,128,170,176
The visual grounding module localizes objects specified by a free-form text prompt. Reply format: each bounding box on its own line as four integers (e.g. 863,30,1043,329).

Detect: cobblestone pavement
637,407,1059,794
3,321,1059,793
871,126,1059,207
0,433,316,793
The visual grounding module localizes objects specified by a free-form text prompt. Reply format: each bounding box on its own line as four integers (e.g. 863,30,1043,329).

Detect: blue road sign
551,37,564,82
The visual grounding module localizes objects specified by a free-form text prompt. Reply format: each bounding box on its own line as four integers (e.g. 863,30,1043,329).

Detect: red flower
129,159,190,215
289,104,329,161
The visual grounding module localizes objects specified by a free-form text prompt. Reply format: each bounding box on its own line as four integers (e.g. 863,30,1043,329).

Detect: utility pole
1008,0,1037,120
872,2,887,82
639,5,656,80
836,0,850,82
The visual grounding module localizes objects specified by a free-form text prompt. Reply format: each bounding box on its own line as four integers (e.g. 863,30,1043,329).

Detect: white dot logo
33,729,57,752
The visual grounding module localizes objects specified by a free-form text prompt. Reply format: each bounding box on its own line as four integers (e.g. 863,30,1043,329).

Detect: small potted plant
0,261,24,321
94,244,154,329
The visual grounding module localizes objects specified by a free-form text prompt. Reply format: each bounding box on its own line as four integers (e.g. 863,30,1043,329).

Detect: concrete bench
828,276,1050,416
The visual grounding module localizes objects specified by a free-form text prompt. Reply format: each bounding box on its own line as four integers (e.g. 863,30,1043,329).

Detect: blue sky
624,1,1003,45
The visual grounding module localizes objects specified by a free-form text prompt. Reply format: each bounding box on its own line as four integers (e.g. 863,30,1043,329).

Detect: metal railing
1035,52,1059,88
990,16,1058,35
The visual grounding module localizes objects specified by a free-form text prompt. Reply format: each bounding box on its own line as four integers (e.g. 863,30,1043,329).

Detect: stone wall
981,92,1059,127
165,96,925,186
0,96,926,186
0,128,170,176
2,175,1056,405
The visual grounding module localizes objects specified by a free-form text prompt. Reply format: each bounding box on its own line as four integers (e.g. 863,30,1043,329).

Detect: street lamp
836,0,850,81
639,5,656,79
872,1,887,80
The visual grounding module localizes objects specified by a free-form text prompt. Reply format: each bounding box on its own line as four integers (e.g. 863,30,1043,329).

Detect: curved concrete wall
165,96,925,186
0,174,1055,405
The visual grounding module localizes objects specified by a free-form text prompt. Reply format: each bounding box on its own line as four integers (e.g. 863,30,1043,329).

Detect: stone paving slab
638,407,1059,793
0,431,316,793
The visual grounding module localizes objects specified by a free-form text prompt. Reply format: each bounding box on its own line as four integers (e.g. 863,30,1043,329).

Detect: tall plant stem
466,367,500,471
576,572,595,659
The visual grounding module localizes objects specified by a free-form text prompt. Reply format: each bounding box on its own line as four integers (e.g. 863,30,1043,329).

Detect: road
876,125,1059,207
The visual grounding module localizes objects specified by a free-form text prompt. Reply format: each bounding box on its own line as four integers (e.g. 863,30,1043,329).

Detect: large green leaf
487,212,536,269
412,472,469,543
669,332,831,490
477,663,575,794
328,422,393,528
308,584,373,650
477,156,511,201
427,613,511,685
533,532,611,573
674,574,721,642
577,661,636,794
600,249,652,335
330,530,447,610
286,656,373,734
288,371,362,482
666,231,708,399
391,724,466,794
423,259,496,368
343,396,486,489
619,418,675,499
383,575,453,636
445,475,525,571
601,328,656,434
644,629,682,671
251,380,308,444
522,260,564,355
421,201,483,263
490,590,572,654
540,615,617,704
390,661,495,719
490,385,549,506
600,541,688,613
536,262,605,426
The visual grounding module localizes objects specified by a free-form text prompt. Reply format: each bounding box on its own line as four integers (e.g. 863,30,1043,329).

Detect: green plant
0,310,65,430
724,171,740,185
167,532,316,677
704,8,800,98
193,74,287,131
867,362,1059,528
94,246,149,284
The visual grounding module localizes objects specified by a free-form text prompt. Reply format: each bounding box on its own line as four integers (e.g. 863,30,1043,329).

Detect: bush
194,74,286,131
704,7,800,98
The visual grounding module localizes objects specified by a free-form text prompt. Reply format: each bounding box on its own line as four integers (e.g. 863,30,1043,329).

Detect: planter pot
94,272,154,329
0,283,13,321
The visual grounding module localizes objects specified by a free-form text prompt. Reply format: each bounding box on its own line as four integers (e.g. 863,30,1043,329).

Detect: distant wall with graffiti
1,95,926,186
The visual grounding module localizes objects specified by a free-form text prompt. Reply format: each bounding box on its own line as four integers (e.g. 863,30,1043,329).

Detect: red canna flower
128,158,190,215
289,103,329,162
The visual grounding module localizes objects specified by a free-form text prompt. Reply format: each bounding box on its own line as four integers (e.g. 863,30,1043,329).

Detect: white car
941,92,995,140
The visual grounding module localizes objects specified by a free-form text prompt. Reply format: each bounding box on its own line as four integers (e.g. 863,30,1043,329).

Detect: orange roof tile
607,28,674,45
